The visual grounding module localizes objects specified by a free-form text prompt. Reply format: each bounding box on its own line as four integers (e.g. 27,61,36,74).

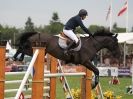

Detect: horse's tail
17,32,38,46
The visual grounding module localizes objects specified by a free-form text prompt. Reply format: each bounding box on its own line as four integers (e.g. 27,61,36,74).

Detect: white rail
5,78,50,84
5,86,50,93
15,50,39,99
5,70,50,75
44,72,86,77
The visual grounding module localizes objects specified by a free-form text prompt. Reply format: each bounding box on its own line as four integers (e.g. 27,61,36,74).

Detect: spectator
11,62,18,72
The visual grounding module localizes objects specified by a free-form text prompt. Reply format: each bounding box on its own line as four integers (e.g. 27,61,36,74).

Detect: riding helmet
78,9,88,17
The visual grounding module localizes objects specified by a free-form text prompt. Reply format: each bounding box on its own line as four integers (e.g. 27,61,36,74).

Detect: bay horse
13,29,121,89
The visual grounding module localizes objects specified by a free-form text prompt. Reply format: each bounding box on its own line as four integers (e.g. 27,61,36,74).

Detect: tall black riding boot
64,41,76,55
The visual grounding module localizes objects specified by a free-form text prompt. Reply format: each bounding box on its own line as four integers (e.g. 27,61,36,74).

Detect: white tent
117,32,133,44
117,32,133,71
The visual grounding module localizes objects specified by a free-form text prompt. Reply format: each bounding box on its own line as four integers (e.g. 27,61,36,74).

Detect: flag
118,1,127,16
106,5,111,20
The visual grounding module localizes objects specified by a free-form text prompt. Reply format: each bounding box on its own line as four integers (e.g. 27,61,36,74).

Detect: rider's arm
76,17,92,35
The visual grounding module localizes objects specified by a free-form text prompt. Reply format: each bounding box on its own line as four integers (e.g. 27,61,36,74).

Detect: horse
13,29,121,89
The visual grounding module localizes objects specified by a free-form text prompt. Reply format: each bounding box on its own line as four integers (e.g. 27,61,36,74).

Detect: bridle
85,34,119,53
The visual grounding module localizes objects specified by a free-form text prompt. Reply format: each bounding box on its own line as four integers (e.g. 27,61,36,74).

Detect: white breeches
63,29,78,43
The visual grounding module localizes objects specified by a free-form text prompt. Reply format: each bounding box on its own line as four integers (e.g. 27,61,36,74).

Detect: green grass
5,75,132,99
100,77,133,99
56,76,82,99
56,76,133,99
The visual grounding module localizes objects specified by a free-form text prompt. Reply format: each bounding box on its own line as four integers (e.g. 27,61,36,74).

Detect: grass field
56,76,133,99
5,75,133,99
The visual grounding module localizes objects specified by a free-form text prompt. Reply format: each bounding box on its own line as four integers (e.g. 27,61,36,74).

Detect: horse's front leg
82,60,99,89
82,60,99,75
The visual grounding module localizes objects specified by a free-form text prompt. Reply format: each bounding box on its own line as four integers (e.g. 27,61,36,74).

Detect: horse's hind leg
13,50,21,61
18,53,25,61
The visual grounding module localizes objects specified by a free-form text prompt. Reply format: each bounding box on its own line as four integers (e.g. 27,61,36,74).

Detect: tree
0,24,20,47
113,22,117,30
50,12,60,23
112,22,126,33
24,17,35,32
89,25,104,34
44,12,64,34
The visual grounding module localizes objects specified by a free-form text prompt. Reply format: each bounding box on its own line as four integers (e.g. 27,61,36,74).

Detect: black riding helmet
78,9,88,17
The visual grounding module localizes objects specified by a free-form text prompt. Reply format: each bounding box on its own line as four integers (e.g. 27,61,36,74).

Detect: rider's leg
63,29,78,44
63,29,79,54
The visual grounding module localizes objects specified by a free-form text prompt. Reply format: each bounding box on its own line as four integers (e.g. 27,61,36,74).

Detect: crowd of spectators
97,52,133,69
5,57,26,72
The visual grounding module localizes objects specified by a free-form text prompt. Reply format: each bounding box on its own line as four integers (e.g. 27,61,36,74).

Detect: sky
0,0,133,31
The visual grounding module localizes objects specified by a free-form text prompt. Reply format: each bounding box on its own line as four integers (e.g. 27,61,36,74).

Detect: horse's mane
93,28,114,36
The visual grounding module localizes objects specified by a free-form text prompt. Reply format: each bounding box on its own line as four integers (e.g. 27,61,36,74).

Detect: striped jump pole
15,47,45,99
15,49,39,99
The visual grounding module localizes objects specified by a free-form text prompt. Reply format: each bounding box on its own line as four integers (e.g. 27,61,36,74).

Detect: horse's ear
114,34,118,38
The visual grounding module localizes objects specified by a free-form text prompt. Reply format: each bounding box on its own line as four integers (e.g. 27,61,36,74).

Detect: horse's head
105,34,121,59
94,29,121,59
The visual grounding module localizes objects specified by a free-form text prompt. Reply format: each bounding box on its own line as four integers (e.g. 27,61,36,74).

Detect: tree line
0,12,133,45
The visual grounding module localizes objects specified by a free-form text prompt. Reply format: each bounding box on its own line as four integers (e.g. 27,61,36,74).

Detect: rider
63,9,93,54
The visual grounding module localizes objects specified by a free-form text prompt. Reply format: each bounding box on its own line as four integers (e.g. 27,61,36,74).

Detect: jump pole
46,55,74,99
85,69,92,99
32,47,45,99
47,57,91,99
15,49,39,99
0,42,6,99
49,55,58,99
81,67,92,99
46,57,92,99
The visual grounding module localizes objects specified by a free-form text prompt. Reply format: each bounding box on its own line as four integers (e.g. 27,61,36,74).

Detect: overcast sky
0,0,133,31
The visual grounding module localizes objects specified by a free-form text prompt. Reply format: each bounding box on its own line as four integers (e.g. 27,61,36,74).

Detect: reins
82,34,103,50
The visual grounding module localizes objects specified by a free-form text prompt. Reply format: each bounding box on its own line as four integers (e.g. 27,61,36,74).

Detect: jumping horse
13,29,121,89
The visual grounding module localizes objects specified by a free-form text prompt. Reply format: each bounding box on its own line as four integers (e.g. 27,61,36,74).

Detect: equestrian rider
63,9,93,54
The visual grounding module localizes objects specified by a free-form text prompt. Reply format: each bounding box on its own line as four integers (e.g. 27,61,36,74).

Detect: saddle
58,32,81,51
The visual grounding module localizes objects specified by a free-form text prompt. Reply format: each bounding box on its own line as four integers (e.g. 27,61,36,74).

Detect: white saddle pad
57,34,82,51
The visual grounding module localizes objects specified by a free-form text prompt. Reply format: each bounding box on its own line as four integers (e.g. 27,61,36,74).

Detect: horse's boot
64,41,76,55
92,74,99,89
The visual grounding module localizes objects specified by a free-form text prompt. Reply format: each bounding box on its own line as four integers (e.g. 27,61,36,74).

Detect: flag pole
126,0,128,33
109,0,112,32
